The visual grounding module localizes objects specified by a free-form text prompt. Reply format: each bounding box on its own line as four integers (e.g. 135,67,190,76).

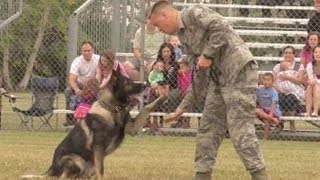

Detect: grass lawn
0,131,319,180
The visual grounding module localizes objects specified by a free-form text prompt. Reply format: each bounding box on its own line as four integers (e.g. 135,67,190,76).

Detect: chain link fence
1,0,320,141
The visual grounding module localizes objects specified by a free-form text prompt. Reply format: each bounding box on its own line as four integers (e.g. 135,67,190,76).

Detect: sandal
311,113,318,117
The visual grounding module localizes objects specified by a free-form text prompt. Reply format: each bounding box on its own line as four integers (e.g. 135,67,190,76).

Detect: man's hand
164,108,184,123
197,54,213,70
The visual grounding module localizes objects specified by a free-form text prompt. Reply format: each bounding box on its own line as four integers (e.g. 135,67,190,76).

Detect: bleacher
118,2,320,135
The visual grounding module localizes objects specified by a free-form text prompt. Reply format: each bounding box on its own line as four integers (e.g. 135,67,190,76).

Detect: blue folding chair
11,77,59,131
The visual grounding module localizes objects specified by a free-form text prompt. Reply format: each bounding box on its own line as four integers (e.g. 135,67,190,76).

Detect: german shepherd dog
20,66,167,179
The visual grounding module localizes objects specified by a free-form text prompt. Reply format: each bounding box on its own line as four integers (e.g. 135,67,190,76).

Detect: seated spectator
169,35,184,61
73,78,99,123
96,48,128,88
122,18,167,81
273,46,304,132
177,59,192,96
305,45,320,117
307,0,320,33
277,61,305,103
256,73,281,140
64,41,99,126
146,42,181,130
148,60,169,96
300,32,320,68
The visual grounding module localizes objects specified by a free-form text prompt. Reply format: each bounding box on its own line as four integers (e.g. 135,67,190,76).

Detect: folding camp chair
10,77,59,131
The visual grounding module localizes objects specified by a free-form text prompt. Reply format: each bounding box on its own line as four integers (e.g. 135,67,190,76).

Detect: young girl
148,60,168,96
73,78,99,122
177,59,192,96
256,73,281,139
305,45,320,117
96,48,128,88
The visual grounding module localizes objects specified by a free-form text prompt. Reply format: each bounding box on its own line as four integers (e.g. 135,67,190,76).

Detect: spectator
64,41,99,126
169,35,184,60
273,46,304,132
305,45,320,117
177,59,192,96
122,19,167,81
276,61,305,104
148,60,169,96
147,42,181,130
73,78,99,123
300,32,320,68
96,48,128,88
256,73,281,140
307,0,320,33
149,1,268,179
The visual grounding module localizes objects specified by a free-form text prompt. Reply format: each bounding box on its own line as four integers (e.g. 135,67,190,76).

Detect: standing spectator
149,1,268,179
122,19,167,81
169,35,184,60
300,32,320,68
256,73,281,140
307,0,320,33
273,46,304,132
64,41,99,126
305,45,320,117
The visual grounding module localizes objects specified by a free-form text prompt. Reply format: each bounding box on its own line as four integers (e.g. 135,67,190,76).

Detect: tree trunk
17,1,51,90
2,48,13,90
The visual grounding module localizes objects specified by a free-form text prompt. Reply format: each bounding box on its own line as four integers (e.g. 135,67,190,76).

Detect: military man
148,1,268,180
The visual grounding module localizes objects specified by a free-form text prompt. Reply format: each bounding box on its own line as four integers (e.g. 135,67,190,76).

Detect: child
148,60,168,96
177,59,192,96
73,78,99,122
256,73,281,139
169,35,183,61
96,48,128,88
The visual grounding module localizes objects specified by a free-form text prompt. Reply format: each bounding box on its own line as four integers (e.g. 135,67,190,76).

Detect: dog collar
99,100,123,113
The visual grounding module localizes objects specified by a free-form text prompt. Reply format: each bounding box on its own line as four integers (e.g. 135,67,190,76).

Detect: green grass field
0,131,319,180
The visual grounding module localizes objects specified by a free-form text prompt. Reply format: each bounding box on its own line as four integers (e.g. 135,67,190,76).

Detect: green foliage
0,0,86,89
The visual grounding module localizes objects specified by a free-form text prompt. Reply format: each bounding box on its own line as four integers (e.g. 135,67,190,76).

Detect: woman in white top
273,46,305,131
305,45,320,117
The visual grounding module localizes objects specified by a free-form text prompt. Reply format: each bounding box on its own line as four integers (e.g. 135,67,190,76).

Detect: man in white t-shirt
65,41,100,125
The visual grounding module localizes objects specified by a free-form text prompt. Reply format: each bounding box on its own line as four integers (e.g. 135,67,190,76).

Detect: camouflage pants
195,61,266,174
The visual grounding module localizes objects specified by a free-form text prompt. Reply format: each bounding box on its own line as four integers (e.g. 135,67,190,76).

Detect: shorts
262,108,280,120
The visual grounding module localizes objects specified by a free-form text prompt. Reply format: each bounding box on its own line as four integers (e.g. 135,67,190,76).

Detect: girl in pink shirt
300,32,320,68
96,48,128,88
177,60,192,96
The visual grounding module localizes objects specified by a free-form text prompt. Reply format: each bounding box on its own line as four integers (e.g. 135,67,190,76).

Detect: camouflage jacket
177,5,255,84
176,5,256,111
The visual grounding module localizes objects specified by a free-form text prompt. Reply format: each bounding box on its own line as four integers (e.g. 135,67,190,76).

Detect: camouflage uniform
176,5,266,175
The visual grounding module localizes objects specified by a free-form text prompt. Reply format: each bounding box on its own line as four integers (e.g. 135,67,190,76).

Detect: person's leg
194,82,228,180
64,87,76,125
222,62,267,179
263,120,271,140
305,85,313,116
312,85,320,116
